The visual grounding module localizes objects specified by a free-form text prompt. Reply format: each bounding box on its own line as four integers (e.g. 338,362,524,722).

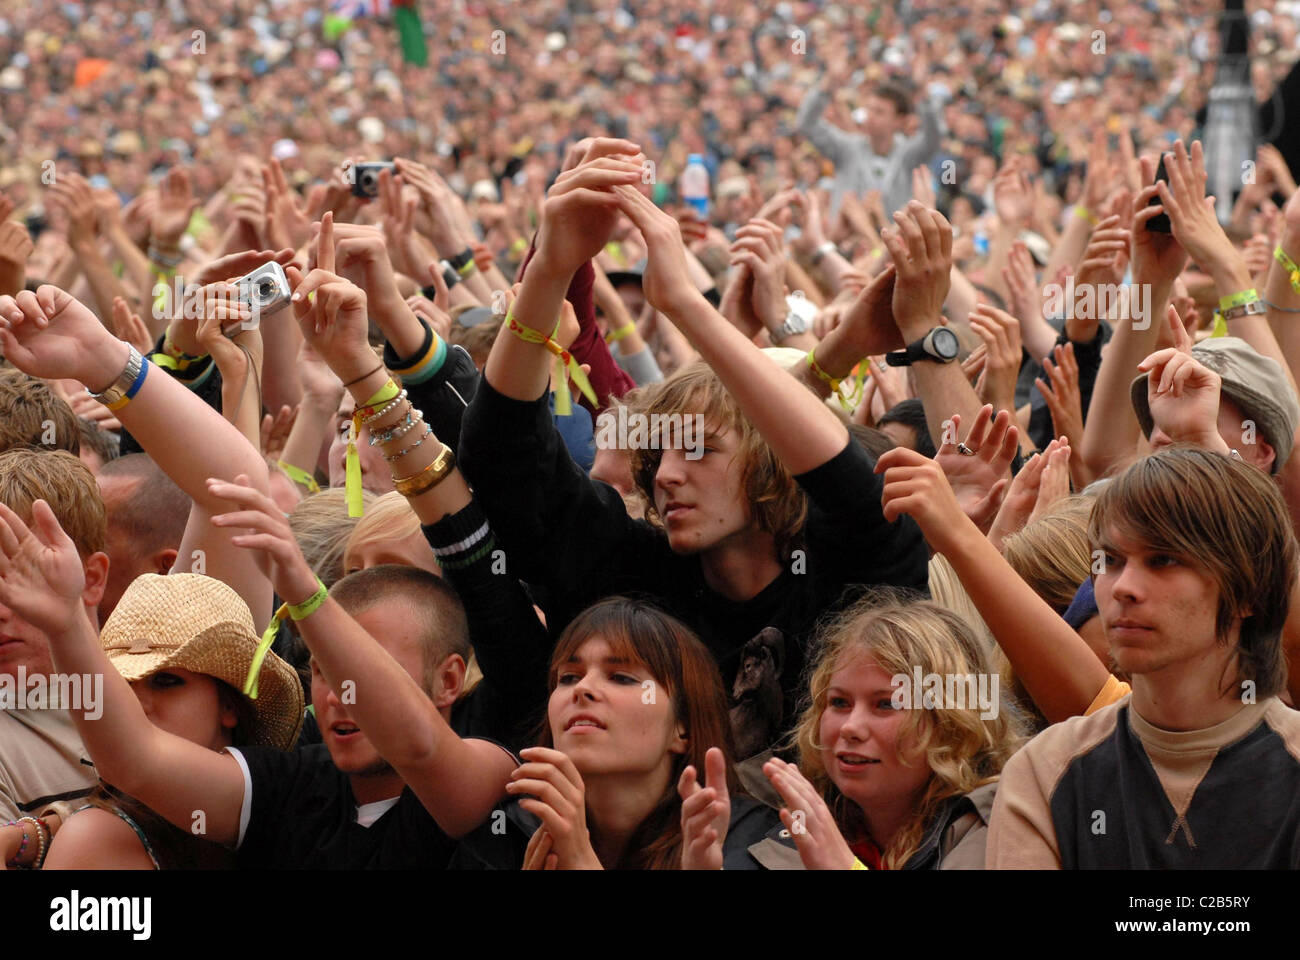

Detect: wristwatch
87,345,144,406
436,260,461,289
810,241,838,266
885,327,959,366
770,311,809,344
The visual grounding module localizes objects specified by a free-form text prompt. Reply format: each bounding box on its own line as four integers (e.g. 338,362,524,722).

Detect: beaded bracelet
384,423,434,462
369,410,413,445
370,410,424,446
360,389,409,425
3,819,28,867
22,817,47,870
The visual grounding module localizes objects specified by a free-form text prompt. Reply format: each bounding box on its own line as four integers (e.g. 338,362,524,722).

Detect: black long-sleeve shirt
458,377,930,751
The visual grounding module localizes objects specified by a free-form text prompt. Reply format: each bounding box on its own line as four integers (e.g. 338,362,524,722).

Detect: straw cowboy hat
100,574,304,749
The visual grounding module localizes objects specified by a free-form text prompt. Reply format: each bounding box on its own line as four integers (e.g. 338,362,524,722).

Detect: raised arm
0,285,273,626
1080,158,1183,479
611,185,846,473
877,445,1110,722
209,475,512,837
0,500,246,846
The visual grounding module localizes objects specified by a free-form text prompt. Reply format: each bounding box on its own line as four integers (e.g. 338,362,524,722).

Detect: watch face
931,327,959,359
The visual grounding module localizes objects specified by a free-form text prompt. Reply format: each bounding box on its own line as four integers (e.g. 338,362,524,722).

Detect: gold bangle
393,444,456,497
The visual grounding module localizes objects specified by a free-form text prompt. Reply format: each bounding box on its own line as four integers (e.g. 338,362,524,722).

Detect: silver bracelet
383,422,435,462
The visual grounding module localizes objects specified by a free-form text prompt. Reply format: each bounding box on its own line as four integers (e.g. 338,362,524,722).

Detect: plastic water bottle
681,154,710,219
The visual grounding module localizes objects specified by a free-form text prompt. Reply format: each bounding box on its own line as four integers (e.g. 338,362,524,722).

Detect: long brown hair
539,597,738,870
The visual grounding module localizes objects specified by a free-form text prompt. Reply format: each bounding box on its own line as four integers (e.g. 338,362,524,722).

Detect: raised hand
930,405,1018,534
506,747,602,869
611,183,703,317
1028,442,1072,522
289,213,373,383
260,404,297,461
1035,342,1085,467
728,218,788,334
986,438,1065,549
1155,140,1248,290
0,220,33,296
533,145,644,278
1073,214,1130,291
1136,303,1227,452
208,473,321,604
151,167,199,249
761,757,857,870
678,747,730,870
263,158,313,252
48,172,99,243
835,265,902,357
882,201,951,340
0,286,125,388
993,157,1033,230
968,303,1023,412
111,295,155,354
0,499,87,639
1129,154,1188,292
392,157,470,256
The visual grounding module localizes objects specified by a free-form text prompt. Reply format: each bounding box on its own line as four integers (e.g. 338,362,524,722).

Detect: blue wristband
124,356,149,400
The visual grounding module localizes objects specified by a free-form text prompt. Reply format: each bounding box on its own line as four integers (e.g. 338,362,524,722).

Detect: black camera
351,161,394,198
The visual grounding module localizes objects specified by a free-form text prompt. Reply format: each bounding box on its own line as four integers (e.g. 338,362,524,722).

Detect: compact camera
225,261,292,335
351,161,395,198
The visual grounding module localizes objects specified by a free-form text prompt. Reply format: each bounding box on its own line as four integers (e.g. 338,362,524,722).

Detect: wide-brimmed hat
1130,336,1300,473
100,574,304,750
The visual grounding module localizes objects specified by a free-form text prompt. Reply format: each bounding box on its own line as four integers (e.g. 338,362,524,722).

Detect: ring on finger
956,442,977,456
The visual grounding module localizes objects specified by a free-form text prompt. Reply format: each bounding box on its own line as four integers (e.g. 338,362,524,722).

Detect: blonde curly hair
792,592,1026,868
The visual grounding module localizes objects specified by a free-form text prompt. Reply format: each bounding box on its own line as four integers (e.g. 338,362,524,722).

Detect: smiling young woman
756,594,1025,870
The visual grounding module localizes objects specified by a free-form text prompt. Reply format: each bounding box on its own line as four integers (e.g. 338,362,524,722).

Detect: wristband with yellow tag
504,309,598,416
805,348,854,412
247,579,328,697
604,323,636,345
277,460,321,494
1074,205,1099,226
1275,246,1300,294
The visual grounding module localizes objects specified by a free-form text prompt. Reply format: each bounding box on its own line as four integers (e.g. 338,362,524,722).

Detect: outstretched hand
927,404,1018,535
0,286,125,389
289,212,373,383
0,499,86,639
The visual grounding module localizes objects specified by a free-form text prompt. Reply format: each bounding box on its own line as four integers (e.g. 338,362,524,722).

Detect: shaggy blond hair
793,593,1025,869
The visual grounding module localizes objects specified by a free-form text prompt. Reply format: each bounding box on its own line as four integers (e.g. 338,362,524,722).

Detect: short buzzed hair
0,448,105,556
330,565,470,694
97,454,191,556
0,367,81,455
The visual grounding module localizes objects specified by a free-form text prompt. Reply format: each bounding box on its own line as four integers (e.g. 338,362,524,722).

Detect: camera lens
360,170,377,191
255,277,275,305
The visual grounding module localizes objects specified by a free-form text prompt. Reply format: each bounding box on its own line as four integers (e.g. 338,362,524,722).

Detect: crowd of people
2,0,1300,872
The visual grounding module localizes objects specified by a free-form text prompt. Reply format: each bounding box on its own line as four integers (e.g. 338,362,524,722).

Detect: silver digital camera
351,161,394,198
225,261,292,336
